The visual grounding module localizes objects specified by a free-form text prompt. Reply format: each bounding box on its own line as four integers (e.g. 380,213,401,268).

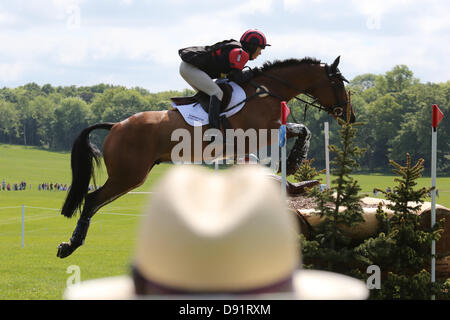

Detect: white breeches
179,61,223,100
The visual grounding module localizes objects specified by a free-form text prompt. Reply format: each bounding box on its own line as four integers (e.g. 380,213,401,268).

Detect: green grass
0,143,171,299
353,173,450,208
287,172,450,208
0,143,449,299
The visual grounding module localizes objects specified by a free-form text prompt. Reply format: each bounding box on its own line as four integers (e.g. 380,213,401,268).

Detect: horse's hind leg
57,175,148,258
56,189,102,258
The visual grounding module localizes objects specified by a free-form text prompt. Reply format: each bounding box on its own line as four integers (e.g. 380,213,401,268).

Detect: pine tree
300,113,366,273
355,153,450,299
294,158,325,182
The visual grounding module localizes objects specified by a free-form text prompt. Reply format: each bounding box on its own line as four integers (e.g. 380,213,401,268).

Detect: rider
178,29,270,130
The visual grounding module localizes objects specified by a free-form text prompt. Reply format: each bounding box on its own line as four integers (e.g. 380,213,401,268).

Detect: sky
0,0,449,92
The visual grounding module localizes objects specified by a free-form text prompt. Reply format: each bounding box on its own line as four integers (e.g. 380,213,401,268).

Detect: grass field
1,143,449,299
310,173,450,209
0,144,168,299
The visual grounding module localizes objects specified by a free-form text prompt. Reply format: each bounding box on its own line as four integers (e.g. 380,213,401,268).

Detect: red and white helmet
240,29,270,55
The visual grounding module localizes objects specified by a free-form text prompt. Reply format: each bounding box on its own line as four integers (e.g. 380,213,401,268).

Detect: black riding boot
208,95,221,130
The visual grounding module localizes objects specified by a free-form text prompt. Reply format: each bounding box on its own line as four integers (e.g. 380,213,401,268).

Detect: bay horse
57,56,354,258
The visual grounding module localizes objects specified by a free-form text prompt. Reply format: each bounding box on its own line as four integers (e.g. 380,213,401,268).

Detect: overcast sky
0,0,449,92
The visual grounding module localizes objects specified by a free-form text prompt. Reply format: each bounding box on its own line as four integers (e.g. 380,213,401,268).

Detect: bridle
251,63,349,120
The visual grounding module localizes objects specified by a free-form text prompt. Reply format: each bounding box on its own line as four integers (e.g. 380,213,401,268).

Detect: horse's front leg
286,122,309,139
285,123,312,175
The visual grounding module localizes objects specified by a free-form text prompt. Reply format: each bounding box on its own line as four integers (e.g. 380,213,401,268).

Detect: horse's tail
61,122,115,218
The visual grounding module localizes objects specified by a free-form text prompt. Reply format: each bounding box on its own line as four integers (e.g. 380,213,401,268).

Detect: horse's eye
333,107,343,117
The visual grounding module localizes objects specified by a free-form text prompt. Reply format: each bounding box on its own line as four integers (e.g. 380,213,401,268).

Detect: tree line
0,65,448,174
291,65,449,175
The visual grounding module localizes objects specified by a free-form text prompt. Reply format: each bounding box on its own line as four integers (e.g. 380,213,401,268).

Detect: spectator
64,165,368,300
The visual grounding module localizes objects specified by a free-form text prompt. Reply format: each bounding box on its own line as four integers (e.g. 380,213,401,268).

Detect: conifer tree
300,110,366,273
355,153,450,299
294,158,325,182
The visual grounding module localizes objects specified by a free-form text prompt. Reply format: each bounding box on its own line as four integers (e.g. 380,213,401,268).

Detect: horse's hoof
287,180,320,196
295,180,320,189
57,241,77,259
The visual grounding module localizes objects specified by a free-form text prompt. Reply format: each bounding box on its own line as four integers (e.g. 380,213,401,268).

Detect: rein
255,72,329,113
220,77,320,123
222,65,348,123
249,74,322,123
256,69,349,118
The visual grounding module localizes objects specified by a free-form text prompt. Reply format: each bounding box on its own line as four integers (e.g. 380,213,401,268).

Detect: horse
56,56,354,258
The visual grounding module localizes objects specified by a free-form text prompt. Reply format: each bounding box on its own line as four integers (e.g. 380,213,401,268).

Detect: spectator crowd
1,179,71,192
38,183,69,191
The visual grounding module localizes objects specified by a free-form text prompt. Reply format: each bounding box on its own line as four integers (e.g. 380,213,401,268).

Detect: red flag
281,101,290,125
432,104,444,128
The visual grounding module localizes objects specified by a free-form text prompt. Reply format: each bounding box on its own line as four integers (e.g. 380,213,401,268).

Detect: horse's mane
253,57,322,75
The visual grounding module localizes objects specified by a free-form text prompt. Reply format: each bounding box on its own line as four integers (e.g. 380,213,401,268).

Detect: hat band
131,265,294,296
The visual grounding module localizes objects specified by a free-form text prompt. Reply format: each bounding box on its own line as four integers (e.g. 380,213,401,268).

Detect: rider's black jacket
179,39,246,79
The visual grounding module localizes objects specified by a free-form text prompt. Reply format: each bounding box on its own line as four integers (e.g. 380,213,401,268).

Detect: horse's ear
331,56,341,71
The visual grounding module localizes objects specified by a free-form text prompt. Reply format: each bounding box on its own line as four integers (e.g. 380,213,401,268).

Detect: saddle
170,82,234,115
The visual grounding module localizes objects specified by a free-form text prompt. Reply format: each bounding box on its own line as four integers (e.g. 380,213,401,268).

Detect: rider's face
251,47,263,60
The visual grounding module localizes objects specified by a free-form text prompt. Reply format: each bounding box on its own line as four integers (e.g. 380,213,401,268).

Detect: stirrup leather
208,95,222,130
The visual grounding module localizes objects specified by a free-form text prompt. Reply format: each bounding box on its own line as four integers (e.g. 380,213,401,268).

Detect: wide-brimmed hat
64,165,368,300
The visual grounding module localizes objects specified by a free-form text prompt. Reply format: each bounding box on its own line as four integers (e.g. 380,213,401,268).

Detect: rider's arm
228,48,249,70
226,48,253,84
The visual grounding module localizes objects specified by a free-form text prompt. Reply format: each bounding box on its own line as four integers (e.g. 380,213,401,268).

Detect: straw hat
64,165,368,300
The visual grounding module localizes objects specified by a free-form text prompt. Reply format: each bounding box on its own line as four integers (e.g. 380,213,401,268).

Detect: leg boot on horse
275,123,312,176
57,191,97,258
286,124,312,176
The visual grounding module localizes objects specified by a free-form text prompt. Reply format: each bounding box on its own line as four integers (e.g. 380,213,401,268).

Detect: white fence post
324,122,330,189
21,205,25,248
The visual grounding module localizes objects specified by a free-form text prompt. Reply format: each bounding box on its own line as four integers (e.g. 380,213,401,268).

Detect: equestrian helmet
240,29,270,55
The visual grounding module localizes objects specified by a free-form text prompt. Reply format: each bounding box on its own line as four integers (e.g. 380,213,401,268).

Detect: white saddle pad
171,80,246,127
